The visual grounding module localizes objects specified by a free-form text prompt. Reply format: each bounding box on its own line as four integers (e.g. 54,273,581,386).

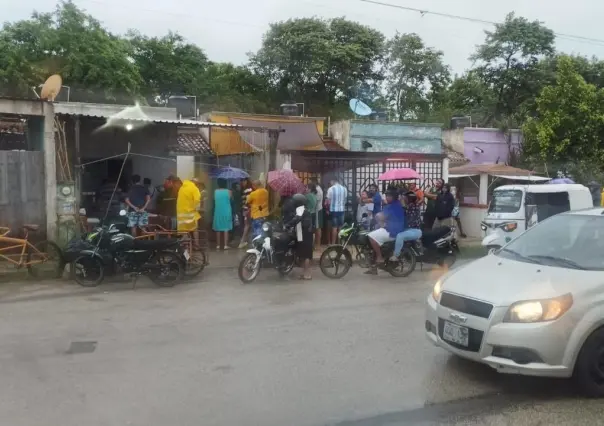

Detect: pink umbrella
267,169,306,196
378,167,422,181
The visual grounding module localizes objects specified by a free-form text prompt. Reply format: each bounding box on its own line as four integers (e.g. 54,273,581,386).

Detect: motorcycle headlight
504,294,573,323
262,222,270,232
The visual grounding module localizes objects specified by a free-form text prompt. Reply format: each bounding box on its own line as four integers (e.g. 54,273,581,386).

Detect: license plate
183,250,190,260
443,321,469,347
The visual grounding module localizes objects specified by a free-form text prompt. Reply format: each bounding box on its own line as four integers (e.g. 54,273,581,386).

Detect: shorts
251,218,265,237
434,217,453,229
128,211,149,228
297,230,314,260
317,210,324,228
330,211,345,227
368,227,395,246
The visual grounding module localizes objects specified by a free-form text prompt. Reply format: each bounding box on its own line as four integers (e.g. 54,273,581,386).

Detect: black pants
422,213,436,231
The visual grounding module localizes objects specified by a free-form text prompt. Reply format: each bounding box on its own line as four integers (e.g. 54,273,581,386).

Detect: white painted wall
177,156,195,180
459,206,487,239
329,120,351,150
442,128,464,153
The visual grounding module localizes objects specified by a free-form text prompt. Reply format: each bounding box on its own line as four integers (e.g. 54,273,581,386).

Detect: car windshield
498,213,604,270
488,189,523,213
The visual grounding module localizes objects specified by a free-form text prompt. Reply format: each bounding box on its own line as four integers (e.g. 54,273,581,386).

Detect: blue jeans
394,228,422,256
251,218,265,238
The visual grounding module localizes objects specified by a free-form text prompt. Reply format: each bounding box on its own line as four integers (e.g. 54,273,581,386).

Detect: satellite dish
349,98,372,116
40,75,62,101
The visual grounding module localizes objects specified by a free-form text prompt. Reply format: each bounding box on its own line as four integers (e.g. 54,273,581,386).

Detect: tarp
231,118,326,151
449,174,479,178
492,174,550,181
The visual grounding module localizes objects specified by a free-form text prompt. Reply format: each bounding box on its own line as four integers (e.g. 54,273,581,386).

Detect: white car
426,208,604,396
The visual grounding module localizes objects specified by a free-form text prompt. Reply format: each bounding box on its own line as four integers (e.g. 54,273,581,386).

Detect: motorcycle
410,226,459,270
71,223,186,288
238,221,297,283
319,217,416,279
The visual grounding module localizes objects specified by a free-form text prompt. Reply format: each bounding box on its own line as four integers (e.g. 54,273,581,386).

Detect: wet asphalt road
0,260,602,425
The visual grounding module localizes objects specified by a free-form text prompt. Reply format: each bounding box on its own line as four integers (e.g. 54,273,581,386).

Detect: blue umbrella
213,166,249,180
548,178,575,184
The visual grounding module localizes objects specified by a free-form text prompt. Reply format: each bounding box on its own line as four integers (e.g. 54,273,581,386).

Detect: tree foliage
523,56,604,167
0,1,142,102
383,33,450,121
249,17,385,117
470,12,555,126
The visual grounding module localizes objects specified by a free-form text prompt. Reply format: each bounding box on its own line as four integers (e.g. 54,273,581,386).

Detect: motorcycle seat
421,226,451,245
132,239,179,250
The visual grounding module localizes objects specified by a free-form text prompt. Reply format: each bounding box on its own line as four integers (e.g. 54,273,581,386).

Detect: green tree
127,31,208,104
249,17,384,117
0,1,142,102
471,12,555,126
199,62,277,113
523,56,604,168
383,33,450,121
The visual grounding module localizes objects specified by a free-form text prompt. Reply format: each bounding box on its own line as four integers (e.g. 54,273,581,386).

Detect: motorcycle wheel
238,252,261,283
148,251,184,287
278,250,295,277
387,247,417,278
185,250,206,279
73,255,104,287
319,246,352,279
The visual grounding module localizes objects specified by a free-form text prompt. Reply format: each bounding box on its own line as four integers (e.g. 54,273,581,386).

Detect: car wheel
574,327,604,397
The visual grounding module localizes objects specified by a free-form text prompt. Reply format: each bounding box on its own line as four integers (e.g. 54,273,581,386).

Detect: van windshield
488,189,523,213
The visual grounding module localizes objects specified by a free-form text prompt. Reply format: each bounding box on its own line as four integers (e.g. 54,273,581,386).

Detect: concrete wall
333,120,442,154
458,206,487,239
329,120,351,150
464,128,521,165
442,128,464,153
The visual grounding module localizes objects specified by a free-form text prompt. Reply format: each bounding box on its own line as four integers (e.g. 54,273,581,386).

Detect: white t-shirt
316,186,324,211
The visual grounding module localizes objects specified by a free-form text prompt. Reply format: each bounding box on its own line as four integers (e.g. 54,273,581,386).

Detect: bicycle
0,225,65,278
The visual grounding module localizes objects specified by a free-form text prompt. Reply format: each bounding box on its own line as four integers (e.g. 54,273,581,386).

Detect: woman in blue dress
213,179,233,250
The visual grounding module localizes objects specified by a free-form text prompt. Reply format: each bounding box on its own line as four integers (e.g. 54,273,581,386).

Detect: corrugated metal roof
169,133,214,155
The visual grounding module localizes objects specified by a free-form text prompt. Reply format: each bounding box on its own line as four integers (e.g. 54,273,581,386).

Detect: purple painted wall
463,128,521,165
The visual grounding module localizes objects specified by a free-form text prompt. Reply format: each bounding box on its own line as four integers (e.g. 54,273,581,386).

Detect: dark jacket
435,192,455,220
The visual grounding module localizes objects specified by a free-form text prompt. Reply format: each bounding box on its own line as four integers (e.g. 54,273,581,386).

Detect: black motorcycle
410,226,459,270
238,221,297,283
71,226,185,287
319,219,416,279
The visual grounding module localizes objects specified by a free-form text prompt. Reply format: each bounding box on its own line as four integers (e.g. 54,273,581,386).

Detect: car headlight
262,222,270,232
480,223,487,231
504,293,573,323
501,222,518,232
432,279,443,302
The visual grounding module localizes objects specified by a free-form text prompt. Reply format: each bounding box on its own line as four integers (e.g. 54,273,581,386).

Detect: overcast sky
6,0,604,74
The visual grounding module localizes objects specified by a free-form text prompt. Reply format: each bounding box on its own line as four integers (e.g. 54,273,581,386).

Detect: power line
359,0,604,46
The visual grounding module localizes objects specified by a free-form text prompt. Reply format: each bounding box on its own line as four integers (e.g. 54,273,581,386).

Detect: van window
488,189,523,213
525,191,570,221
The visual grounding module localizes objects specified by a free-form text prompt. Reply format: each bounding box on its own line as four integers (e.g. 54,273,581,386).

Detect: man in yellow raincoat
177,178,202,248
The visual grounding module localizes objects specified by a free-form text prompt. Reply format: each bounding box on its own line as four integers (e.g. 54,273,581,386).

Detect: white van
481,184,593,251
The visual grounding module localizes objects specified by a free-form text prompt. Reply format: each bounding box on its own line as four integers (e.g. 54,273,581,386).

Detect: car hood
441,254,604,307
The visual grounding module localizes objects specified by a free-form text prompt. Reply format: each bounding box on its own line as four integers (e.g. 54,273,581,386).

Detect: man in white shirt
326,179,348,244
311,177,324,250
